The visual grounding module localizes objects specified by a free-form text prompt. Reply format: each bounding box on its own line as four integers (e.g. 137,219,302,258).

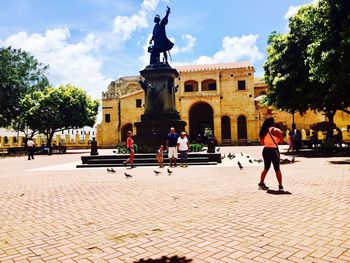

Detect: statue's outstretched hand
166,6,171,13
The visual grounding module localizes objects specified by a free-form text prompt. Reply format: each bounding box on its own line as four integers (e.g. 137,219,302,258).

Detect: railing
0,133,91,150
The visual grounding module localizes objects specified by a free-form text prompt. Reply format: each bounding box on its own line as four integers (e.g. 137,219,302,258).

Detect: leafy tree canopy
20,84,100,144
0,47,48,127
264,0,350,124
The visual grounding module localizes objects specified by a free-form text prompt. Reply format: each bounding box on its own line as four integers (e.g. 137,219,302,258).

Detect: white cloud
113,11,148,41
193,35,264,65
141,0,160,11
112,0,163,41
284,5,301,20
138,34,153,67
138,33,197,67
0,28,112,99
172,34,196,54
284,0,318,20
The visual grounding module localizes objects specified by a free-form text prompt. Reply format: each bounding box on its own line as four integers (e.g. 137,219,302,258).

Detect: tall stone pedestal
135,63,186,153
134,115,186,153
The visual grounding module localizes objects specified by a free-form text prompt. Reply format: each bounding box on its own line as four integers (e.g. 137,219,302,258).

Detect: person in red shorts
123,131,135,168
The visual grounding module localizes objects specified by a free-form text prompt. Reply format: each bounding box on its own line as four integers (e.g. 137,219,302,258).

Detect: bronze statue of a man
149,6,174,65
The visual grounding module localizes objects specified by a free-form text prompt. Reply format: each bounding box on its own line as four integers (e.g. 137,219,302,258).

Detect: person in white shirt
177,132,190,167
27,139,35,160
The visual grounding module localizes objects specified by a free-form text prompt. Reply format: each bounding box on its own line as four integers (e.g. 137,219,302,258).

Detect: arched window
189,102,214,143
201,79,217,91
237,115,247,140
121,123,133,143
184,80,199,92
221,116,231,140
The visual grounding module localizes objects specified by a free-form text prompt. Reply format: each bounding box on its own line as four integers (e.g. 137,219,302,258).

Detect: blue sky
0,0,315,99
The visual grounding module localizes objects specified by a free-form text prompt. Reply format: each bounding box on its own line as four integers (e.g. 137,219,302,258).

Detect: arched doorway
189,102,214,143
221,116,231,140
121,123,132,143
237,115,247,140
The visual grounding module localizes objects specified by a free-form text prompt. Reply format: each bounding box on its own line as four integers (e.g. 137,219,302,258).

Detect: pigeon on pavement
167,169,173,175
124,172,132,178
238,161,243,170
154,170,162,175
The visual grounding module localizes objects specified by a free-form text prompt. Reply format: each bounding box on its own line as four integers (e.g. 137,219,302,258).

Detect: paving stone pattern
0,147,349,262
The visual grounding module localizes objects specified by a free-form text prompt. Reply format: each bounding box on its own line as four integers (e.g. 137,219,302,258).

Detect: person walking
27,138,35,160
287,131,294,153
166,127,178,167
123,131,135,168
293,129,302,152
258,117,284,191
177,132,190,167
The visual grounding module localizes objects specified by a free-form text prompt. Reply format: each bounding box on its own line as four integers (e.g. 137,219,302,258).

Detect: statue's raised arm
161,6,170,24
148,6,174,65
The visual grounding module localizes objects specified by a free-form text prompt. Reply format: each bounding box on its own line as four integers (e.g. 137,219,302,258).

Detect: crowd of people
123,127,190,169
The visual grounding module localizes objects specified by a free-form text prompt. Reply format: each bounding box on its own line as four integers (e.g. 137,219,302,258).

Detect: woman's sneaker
258,183,269,190
278,185,284,191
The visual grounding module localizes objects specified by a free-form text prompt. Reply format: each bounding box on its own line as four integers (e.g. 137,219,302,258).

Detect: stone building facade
96,62,350,147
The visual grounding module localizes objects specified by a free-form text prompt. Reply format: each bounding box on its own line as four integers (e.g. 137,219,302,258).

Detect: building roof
118,76,140,81
175,61,253,72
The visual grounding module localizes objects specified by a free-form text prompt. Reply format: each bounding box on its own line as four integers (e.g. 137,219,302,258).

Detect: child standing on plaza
156,145,164,168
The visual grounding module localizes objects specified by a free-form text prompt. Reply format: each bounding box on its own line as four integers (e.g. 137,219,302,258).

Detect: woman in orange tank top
258,117,284,191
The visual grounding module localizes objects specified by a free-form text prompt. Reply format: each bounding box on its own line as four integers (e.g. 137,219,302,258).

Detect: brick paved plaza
0,146,349,263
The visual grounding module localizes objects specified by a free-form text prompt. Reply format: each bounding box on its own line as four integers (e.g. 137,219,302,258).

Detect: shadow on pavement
134,256,192,263
329,159,350,165
267,190,292,195
283,148,350,158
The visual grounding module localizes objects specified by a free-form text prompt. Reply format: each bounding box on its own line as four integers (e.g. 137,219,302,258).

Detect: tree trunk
291,111,296,130
47,130,55,155
326,111,336,140
327,111,335,125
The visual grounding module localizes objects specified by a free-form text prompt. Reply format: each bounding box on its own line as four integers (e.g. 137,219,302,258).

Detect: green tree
20,84,99,147
0,47,48,127
306,0,350,120
264,1,350,126
263,30,310,128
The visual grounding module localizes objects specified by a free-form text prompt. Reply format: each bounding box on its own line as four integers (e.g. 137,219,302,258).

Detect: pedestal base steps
76,152,221,168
